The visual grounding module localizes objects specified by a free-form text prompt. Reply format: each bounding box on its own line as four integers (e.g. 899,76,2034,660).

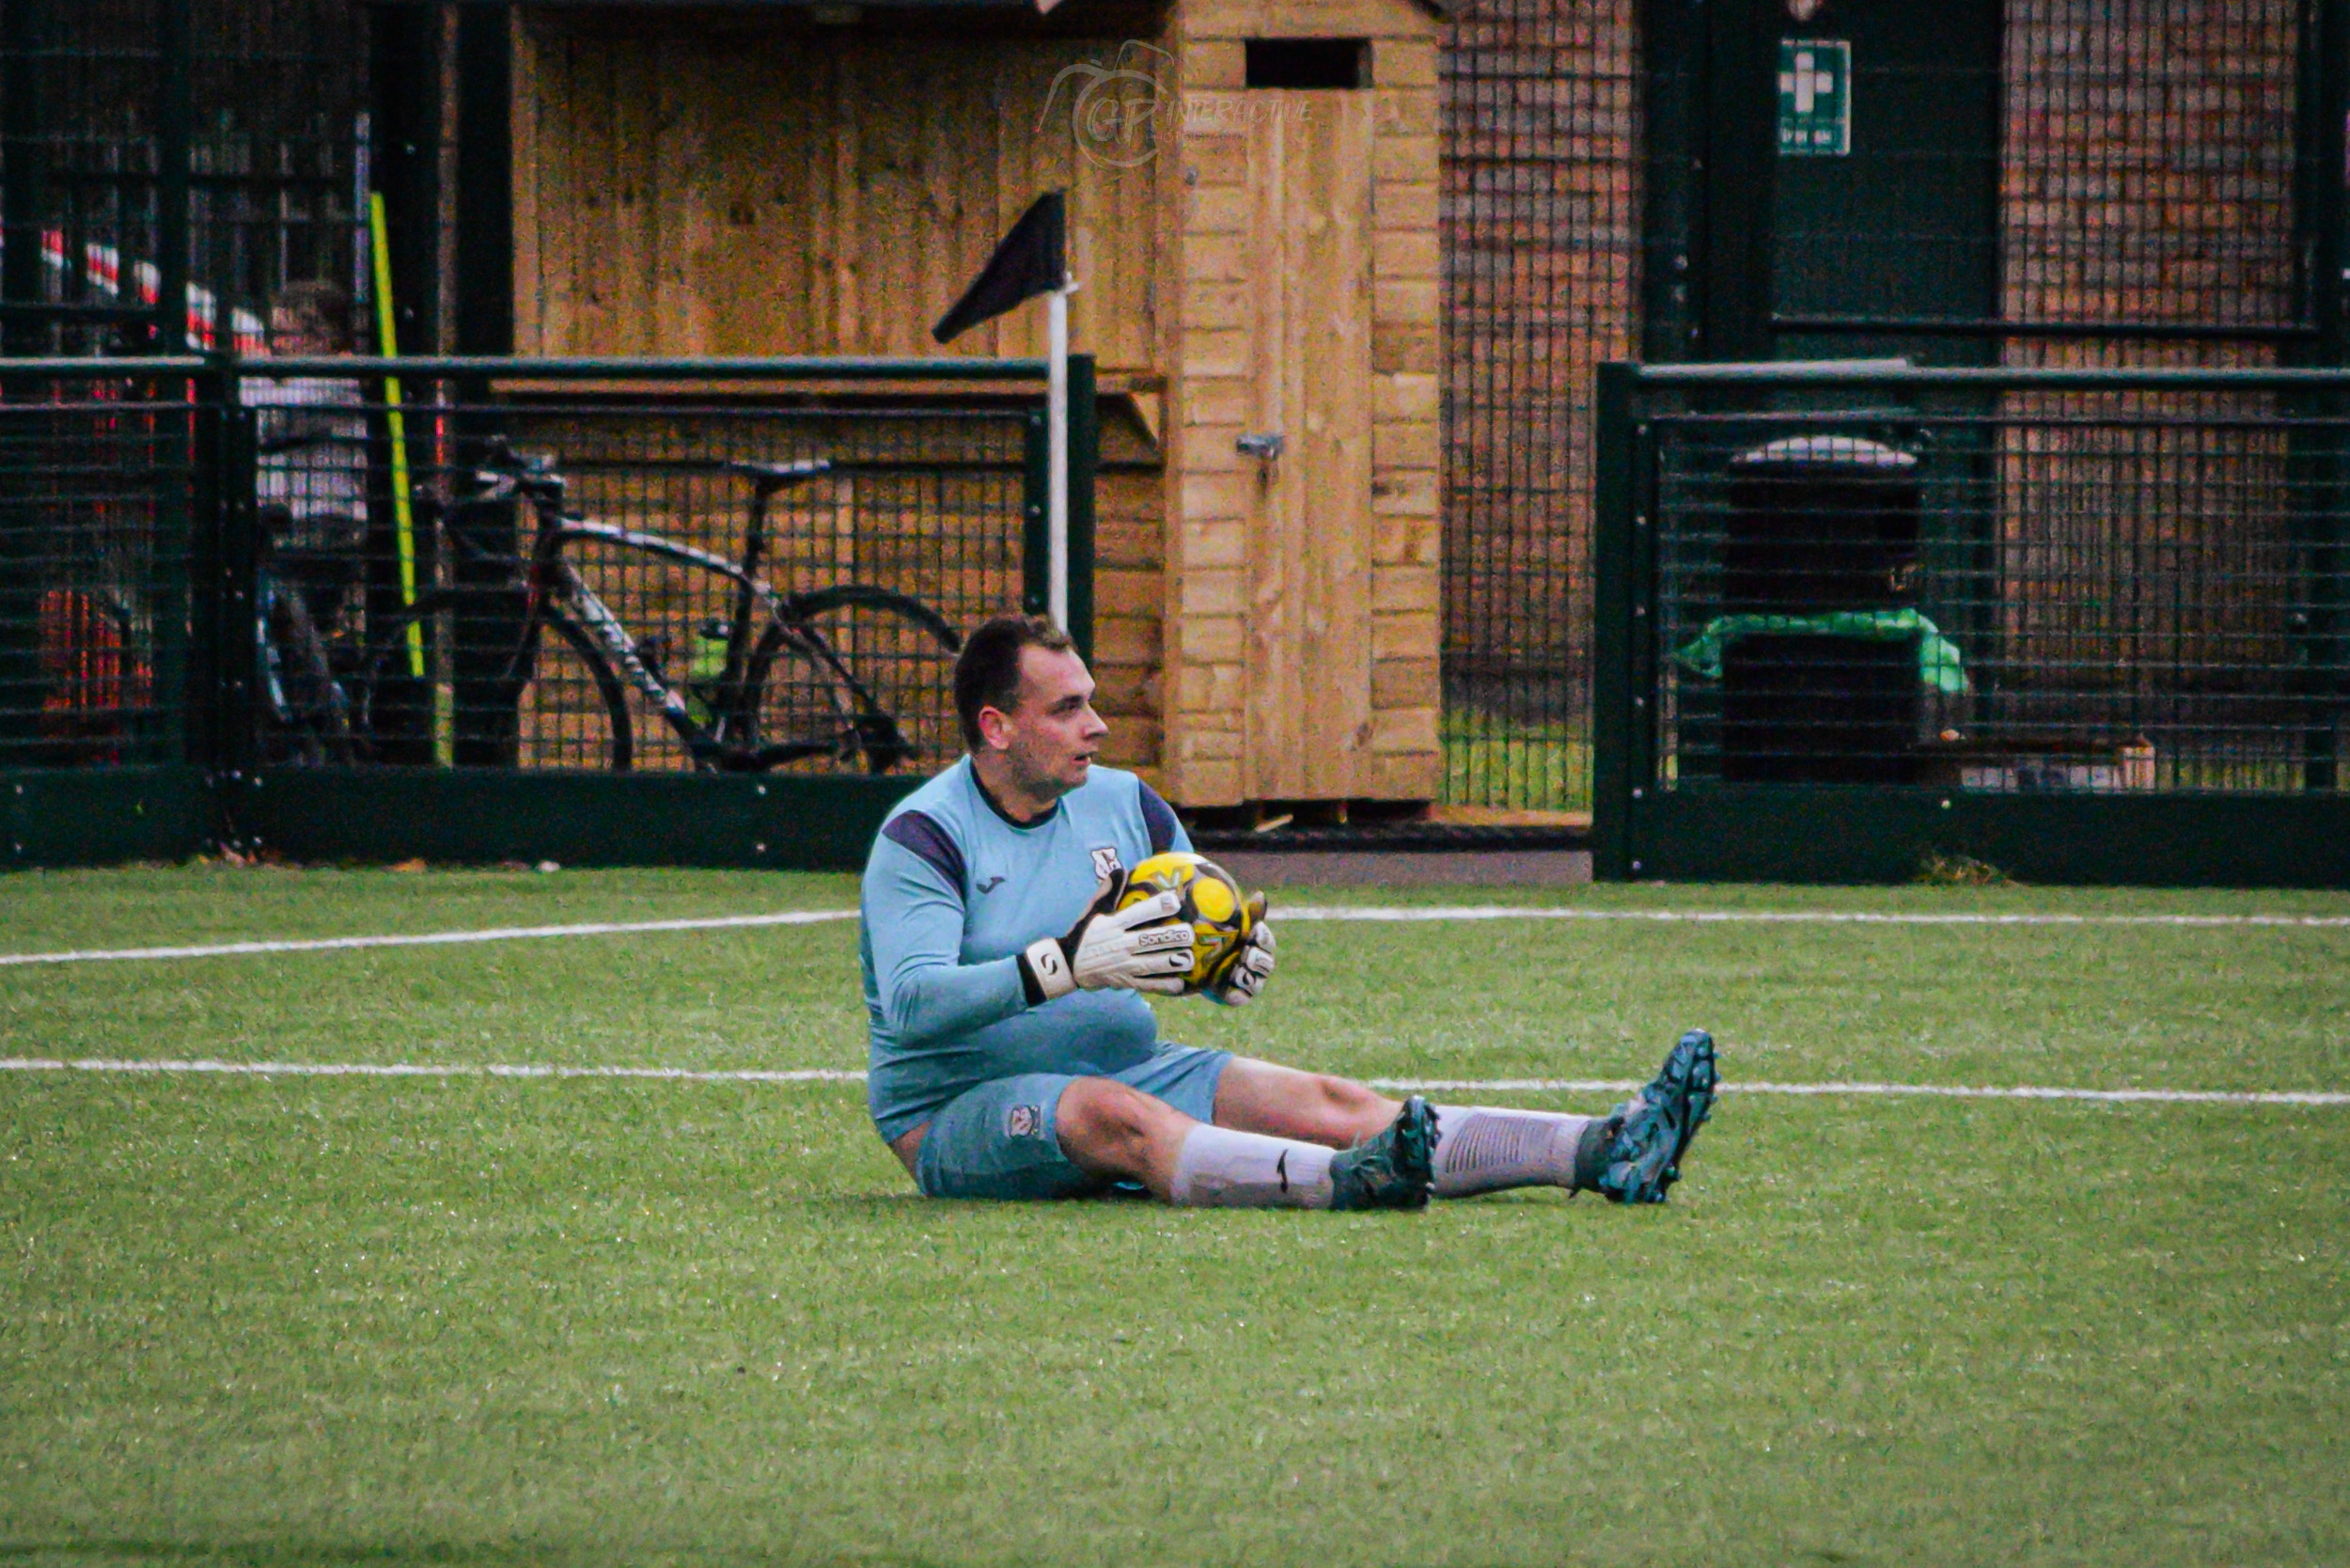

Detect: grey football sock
1429,1105,1596,1199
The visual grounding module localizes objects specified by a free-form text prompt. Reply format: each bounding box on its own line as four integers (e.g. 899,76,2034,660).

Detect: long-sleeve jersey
858,757,1189,1142
240,374,368,554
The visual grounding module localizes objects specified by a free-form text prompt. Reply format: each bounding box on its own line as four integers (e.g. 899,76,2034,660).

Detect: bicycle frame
446,453,922,771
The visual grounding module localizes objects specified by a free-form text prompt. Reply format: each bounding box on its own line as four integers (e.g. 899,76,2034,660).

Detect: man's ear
975,703,1014,753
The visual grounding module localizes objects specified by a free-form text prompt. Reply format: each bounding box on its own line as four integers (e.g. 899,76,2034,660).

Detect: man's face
267,307,331,357
982,645,1109,799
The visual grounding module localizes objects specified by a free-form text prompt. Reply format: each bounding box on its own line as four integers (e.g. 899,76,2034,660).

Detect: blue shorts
912,1044,1232,1201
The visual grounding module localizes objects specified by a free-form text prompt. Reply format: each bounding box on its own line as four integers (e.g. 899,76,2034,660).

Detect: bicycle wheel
742,586,961,775
350,596,634,770
514,611,634,770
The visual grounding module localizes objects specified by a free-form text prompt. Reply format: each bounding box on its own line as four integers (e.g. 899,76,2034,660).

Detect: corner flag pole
1046,278,1071,631
927,190,1072,629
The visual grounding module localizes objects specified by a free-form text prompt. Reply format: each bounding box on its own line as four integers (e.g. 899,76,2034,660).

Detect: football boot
1597,1028,1718,1205
1329,1096,1438,1212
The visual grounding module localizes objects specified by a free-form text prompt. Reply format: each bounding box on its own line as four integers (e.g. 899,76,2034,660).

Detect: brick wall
1995,0,2303,777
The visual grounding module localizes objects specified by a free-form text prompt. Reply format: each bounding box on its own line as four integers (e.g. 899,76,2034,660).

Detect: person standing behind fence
243,282,368,633
240,282,368,747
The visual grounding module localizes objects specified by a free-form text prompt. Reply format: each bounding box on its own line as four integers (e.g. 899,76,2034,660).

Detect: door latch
1236,431,1284,461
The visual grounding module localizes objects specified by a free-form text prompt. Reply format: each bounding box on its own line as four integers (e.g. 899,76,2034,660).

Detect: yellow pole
368,192,424,680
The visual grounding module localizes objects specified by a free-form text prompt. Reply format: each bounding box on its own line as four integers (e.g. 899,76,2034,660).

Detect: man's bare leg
1053,1076,1198,1199
1211,1057,1399,1148
1207,1053,1632,1200
1058,1075,1433,1211
883,1074,1421,1210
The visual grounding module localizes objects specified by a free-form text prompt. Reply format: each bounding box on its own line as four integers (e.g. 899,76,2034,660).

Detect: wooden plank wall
511,8,1172,780
1166,0,1442,807
514,11,1166,368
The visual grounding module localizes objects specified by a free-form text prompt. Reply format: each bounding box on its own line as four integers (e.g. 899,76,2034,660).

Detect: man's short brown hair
954,614,1075,749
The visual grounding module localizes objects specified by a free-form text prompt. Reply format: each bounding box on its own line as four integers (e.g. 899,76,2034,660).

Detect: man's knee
1311,1073,1387,1116
1296,1073,1392,1137
1056,1078,1173,1165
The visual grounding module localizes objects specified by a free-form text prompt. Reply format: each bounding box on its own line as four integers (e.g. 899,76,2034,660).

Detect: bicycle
344,446,963,774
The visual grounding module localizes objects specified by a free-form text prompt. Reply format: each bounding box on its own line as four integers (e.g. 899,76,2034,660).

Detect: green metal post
1,0,46,354
184,363,226,773
1696,0,1775,362
0,2,47,760
215,399,260,782
1022,406,1050,619
145,365,196,766
1637,0,1700,363
1590,362,1640,878
1068,353,1097,664
450,9,518,770
455,7,514,358
368,8,442,362
153,0,191,353
2289,0,2348,787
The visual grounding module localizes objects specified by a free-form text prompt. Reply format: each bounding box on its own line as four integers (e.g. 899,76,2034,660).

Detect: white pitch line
0,909,859,967
1372,1077,2350,1106
0,1058,866,1084
0,1057,2342,1105
4,902,2346,969
1283,905,2350,927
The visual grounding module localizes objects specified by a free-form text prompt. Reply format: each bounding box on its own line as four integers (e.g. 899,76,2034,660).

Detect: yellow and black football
1115,851,1254,993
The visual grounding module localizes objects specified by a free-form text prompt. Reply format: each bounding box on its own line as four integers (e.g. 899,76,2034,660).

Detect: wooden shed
509,0,1445,810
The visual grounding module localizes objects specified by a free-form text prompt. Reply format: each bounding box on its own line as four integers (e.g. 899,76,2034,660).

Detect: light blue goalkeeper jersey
858,757,1190,1142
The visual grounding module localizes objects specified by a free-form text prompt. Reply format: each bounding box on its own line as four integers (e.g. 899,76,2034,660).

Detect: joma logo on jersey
1089,845,1122,880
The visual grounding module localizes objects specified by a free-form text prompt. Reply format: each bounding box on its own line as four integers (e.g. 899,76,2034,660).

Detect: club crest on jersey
1089,845,1122,880
1005,1103,1043,1138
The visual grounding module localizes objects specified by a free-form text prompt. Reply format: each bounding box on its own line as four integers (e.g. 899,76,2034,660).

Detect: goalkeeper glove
1018,870,1194,1003
1204,894,1276,1006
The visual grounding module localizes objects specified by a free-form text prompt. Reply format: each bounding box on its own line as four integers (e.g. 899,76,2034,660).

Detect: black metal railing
0,355,1087,798
1594,361,2350,884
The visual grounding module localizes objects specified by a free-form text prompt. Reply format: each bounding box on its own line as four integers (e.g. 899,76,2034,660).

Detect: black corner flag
932,191,1066,345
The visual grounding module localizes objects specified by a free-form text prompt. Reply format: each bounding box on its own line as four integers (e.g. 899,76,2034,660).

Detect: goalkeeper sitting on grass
860,614,1716,1210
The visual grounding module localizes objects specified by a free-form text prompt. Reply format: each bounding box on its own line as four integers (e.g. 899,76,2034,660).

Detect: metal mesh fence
0,365,203,768
1437,0,1640,817
2,0,376,357
2000,0,2304,339
1436,0,2321,816
0,362,1047,782
231,373,1032,776
1645,396,2345,795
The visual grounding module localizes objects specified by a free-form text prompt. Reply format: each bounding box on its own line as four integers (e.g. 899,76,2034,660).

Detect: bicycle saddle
727,458,832,488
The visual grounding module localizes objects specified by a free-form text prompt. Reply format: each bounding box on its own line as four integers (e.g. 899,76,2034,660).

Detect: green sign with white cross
1778,39,1850,156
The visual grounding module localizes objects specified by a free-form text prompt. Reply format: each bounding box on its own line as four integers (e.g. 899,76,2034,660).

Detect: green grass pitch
3,866,2347,1567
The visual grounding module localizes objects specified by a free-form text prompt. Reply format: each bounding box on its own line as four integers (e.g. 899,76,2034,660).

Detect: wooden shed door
1243,92,1375,800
